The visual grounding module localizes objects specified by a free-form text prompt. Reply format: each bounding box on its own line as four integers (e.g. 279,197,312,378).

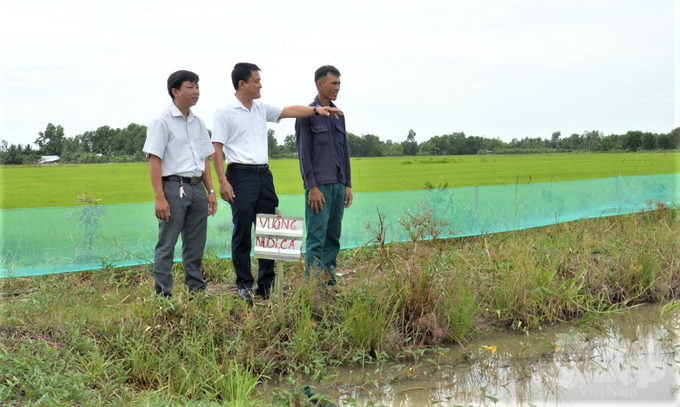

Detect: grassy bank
1,152,678,208
1,206,679,406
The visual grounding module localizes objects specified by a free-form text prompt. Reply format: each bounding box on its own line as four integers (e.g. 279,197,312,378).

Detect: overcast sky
1,0,676,148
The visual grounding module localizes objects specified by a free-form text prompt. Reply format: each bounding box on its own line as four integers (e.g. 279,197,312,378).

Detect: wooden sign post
254,213,304,325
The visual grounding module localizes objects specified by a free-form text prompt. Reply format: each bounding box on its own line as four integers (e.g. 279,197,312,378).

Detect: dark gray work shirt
294,97,352,190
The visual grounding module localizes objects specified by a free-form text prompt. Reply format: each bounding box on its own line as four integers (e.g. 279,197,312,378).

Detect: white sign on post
254,214,304,261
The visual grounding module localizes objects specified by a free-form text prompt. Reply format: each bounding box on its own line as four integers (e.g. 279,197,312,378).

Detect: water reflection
277,303,679,406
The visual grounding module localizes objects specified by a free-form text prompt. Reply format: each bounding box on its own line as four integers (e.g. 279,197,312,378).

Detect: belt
162,175,202,185
228,163,269,173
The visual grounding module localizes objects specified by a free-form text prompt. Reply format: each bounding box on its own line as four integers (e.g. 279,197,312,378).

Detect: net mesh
2,174,678,278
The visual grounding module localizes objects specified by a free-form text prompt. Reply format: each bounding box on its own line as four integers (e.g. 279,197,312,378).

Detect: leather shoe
254,289,270,300
237,288,254,303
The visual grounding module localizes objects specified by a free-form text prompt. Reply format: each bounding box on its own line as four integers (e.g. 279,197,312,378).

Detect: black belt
228,163,269,173
162,175,202,185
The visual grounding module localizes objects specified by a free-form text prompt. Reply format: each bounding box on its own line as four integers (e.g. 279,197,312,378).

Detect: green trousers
304,183,346,285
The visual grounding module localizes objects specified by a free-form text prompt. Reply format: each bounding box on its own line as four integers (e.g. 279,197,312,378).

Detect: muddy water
294,303,679,406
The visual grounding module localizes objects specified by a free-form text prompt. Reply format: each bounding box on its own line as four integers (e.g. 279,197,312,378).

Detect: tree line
1,123,679,165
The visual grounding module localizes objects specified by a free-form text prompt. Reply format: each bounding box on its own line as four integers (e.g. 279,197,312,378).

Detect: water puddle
278,303,679,406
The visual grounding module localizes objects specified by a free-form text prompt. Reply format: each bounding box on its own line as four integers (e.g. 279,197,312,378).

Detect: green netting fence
2,174,678,278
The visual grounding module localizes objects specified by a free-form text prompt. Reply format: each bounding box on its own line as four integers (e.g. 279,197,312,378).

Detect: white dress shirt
212,95,283,165
143,103,213,177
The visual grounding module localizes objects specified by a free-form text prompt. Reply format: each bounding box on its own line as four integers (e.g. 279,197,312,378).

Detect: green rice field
1,152,678,209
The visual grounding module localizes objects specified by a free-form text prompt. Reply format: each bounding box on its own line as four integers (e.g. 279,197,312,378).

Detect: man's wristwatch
313,106,319,115
208,189,215,194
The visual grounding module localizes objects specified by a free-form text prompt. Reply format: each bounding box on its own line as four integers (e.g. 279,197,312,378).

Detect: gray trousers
153,180,208,296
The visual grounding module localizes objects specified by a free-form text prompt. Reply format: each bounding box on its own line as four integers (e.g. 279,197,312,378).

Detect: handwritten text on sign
254,214,304,261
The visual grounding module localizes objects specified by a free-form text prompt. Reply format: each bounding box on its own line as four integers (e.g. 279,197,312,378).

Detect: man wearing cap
143,69,217,298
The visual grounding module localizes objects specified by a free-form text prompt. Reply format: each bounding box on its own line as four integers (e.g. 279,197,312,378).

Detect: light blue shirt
143,103,213,177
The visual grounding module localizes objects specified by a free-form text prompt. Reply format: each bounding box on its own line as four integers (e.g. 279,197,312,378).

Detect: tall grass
1,204,678,405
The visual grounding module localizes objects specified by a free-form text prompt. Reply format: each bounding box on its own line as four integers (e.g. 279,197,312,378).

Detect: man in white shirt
212,62,340,302
143,70,217,298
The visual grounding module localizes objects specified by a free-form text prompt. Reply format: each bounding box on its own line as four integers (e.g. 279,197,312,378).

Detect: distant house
38,155,60,164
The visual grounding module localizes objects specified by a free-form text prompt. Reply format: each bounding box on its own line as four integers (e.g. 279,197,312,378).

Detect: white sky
1,0,676,147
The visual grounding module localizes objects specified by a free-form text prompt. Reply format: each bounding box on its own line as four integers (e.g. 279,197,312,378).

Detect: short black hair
232,62,260,90
314,65,341,83
167,70,199,100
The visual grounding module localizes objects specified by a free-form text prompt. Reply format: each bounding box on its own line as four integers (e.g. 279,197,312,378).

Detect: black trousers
226,167,279,291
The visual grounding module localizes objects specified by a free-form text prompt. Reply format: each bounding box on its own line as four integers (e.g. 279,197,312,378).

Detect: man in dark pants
211,62,341,302
143,70,217,297
295,65,352,285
